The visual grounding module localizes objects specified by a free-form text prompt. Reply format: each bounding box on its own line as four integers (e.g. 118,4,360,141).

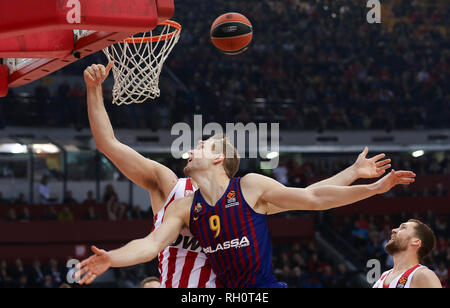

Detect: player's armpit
410,268,442,288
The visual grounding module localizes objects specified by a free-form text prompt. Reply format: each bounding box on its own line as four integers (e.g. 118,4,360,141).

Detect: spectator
29,259,45,287
0,191,7,204
18,275,29,288
46,259,63,286
14,193,28,205
83,190,97,206
141,276,161,288
84,206,99,220
106,194,126,221
0,260,13,288
38,175,51,204
43,275,54,288
18,207,32,222
4,208,17,222
63,190,78,204
57,206,74,222
41,206,58,221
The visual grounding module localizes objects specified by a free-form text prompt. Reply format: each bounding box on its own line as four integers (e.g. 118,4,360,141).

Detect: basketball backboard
0,0,174,97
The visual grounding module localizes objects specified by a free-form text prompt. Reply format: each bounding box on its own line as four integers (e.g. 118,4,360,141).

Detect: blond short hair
210,134,240,178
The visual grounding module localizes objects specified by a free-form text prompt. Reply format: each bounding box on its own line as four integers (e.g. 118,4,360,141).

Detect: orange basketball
210,12,253,55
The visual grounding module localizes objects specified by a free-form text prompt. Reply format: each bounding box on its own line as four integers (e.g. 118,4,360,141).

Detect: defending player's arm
243,169,415,213
307,147,391,188
75,197,191,285
409,268,442,288
84,62,177,196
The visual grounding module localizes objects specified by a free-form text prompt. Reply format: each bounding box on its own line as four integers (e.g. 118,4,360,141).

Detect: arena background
0,0,448,288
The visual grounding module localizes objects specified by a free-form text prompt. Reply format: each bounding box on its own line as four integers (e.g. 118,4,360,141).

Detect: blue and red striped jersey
189,177,281,288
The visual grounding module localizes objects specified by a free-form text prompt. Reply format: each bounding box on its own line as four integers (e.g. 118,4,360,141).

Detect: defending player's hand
353,146,391,179
375,169,416,194
74,245,112,285
83,61,114,89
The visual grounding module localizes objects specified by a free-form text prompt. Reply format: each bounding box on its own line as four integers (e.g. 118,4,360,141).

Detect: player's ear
213,153,225,165
411,237,421,249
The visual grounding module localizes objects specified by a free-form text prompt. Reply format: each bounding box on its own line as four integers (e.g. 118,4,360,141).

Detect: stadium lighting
182,152,190,159
0,143,28,154
32,143,60,154
266,151,279,159
412,150,424,158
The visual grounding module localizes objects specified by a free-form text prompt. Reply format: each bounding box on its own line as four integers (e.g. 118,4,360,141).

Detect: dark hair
408,219,436,260
141,276,160,288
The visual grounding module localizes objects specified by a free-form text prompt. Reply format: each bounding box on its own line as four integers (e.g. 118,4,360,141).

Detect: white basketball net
102,21,181,105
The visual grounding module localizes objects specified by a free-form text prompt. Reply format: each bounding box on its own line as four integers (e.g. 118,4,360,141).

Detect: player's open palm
83,61,114,88
354,146,391,179
75,245,111,285
375,169,416,194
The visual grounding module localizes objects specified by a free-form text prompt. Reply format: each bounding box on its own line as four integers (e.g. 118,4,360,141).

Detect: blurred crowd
1,0,449,131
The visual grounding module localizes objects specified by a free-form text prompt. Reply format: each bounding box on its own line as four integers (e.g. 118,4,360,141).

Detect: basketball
210,12,253,55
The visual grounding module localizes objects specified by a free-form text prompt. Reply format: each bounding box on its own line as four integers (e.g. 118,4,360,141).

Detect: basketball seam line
211,33,253,40
210,21,253,35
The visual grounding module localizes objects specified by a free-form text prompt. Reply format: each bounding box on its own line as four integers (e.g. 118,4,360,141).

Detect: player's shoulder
241,173,271,186
166,194,194,213
410,266,442,288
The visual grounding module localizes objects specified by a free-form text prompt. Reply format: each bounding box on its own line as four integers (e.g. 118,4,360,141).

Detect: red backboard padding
0,65,8,97
0,30,75,58
0,0,170,39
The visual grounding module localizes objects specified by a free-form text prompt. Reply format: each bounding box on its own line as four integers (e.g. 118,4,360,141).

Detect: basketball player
77,62,396,287
77,80,414,286
373,219,442,288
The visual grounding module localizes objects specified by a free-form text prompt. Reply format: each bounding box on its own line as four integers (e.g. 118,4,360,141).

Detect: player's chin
183,165,192,176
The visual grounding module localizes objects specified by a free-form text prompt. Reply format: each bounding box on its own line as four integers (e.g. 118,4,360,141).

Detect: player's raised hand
353,147,391,179
75,245,111,285
83,61,114,89
375,169,416,194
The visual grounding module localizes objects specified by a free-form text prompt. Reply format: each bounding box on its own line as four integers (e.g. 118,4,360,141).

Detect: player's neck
191,172,230,206
391,251,419,273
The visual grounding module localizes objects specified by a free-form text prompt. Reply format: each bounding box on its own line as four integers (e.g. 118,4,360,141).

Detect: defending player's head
385,219,436,261
184,134,240,179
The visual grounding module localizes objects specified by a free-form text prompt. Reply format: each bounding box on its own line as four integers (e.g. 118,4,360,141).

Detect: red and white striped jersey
152,178,216,288
373,264,425,288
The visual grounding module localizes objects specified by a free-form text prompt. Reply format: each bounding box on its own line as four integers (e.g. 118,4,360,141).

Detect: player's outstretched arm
84,62,177,195
410,268,442,288
243,170,415,213
75,197,191,285
307,147,391,189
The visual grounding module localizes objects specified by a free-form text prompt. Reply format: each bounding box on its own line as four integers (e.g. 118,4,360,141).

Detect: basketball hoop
102,20,182,105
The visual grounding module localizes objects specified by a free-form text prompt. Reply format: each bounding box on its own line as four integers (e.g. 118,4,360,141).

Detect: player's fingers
359,146,368,158
370,153,386,162
75,265,90,279
105,61,114,74
78,271,91,285
91,245,103,255
100,65,106,76
394,170,416,178
85,68,96,81
84,69,95,81
398,178,415,185
375,158,391,167
85,273,97,285
92,65,102,81
377,164,391,172
78,255,94,268
375,169,386,176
